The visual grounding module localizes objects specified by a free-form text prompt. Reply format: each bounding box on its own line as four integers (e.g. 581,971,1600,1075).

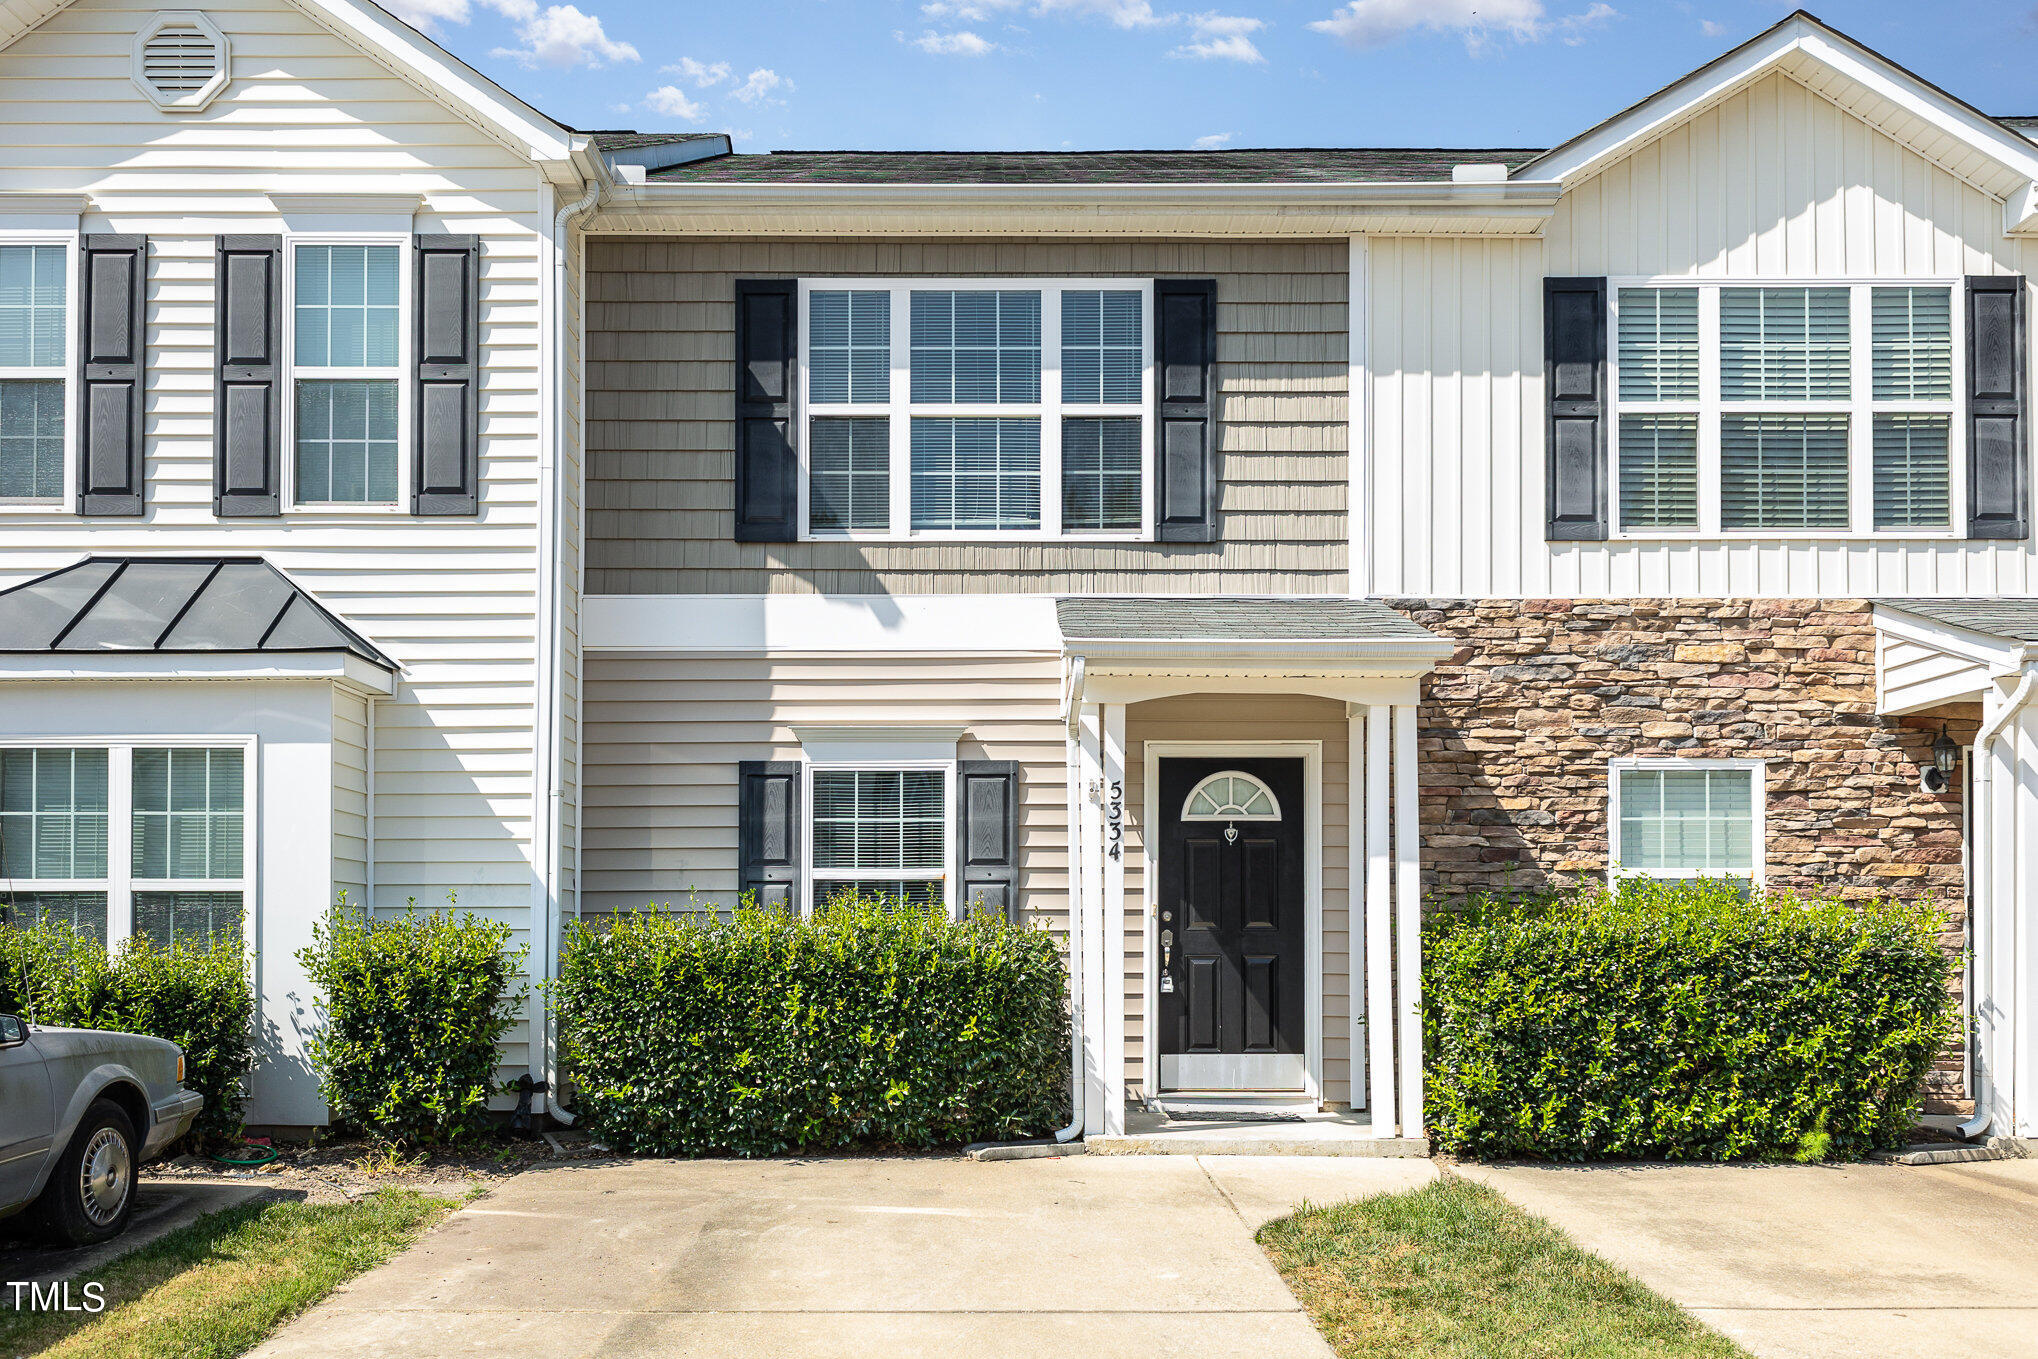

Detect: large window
800,279,1153,540
1611,281,1959,536
292,242,403,507
0,242,69,505
807,767,950,912
0,743,250,947
1608,759,1763,888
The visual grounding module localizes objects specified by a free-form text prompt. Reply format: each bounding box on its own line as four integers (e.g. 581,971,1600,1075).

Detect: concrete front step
1088,1133,1430,1157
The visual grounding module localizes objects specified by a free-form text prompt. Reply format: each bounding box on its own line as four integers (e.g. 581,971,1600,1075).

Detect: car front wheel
33,1099,138,1246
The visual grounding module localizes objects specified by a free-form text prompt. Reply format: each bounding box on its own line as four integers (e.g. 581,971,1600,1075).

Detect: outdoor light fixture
1922,725,1961,793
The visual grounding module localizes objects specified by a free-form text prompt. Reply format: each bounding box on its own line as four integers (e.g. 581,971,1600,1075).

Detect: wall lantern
1921,725,1960,794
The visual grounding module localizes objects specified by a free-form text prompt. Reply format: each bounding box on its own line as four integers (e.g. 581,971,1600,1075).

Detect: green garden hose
209,1143,283,1167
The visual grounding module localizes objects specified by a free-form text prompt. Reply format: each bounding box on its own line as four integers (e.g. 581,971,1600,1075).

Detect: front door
1156,756,1305,1091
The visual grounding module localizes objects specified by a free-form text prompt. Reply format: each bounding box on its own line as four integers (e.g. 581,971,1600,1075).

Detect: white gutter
1961,664,2038,1141
604,179,1565,210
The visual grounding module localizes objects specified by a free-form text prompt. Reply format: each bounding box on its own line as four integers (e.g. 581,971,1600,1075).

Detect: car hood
28,1024,182,1068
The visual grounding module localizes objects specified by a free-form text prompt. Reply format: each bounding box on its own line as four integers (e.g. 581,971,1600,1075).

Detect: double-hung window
0,741,250,948
1611,280,1960,536
0,241,71,506
799,279,1153,539
806,766,952,913
290,241,404,507
1608,759,1763,889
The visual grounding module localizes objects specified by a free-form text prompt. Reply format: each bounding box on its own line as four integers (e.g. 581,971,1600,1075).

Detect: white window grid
1606,756,1766,888
0,736,256,950
797,278,1157,542
1608,277,1964,540
800,758,956,918
282,233,411,513
0,233,79,514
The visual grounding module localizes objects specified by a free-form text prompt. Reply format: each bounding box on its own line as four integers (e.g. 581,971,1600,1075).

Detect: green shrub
298,899,528,1146
1423,877,1959,1161
553,894,1071,1156
0,921,254,1146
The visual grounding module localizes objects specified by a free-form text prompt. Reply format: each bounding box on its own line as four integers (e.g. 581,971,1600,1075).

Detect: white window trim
796,277,1156,543
0,232,80,516
1608,275,1965,541
281,232,412,515
0,736,258,951
799,756,957,919
1607,756,1766,888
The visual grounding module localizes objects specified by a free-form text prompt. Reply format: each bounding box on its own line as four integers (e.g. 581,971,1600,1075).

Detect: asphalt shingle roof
583,131,725,152
0,557,397,668
1056,596,1441,643
1878,598,2038,645
648,147,1546,185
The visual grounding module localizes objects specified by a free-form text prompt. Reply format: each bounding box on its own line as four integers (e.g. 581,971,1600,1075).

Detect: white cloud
912,29,999,54
662,56,732,87
485,0,638,67
1192,132,1233,148
1700,18,1728,37
730,67,792,105
1308,0,1616,53
921,0,1164,25
920,0,1012,17
1171,12,1265,61
380,0,474,30
643,85,705,120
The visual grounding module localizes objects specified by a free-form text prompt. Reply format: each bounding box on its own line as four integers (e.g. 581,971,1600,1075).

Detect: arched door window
1179,770,1283,823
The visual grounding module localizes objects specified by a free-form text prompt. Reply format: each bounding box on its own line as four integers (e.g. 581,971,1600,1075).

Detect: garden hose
209,1143,283,1167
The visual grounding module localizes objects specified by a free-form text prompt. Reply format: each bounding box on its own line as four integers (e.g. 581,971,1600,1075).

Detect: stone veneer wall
1394,597,1974,1112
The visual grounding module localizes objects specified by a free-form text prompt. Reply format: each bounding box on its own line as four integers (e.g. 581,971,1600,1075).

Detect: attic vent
131,12,230,112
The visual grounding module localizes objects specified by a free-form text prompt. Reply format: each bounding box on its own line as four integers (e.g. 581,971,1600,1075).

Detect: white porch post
1347,704,1366,1109
2013,698,2038,1139
1103,702,1128,1132
1364,703,1397,1134
1076,702,1114,1136
1393,703,1424,1134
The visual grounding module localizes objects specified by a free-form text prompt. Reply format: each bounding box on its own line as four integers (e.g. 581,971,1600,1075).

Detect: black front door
1156,757,1305,1088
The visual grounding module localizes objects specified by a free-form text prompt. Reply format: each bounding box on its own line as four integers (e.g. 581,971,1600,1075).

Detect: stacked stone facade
1396,597,1973,1111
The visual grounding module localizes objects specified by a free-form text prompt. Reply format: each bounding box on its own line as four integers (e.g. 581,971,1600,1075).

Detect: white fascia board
279,0,575,166
0,651,396,694
1872,606,2031,673
1525,15,2038,198
608,181,1563,208
1065,638,1459,665
585,594,1064,654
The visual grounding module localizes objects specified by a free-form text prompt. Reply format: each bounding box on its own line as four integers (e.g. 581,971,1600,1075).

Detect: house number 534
1107,780,1124,861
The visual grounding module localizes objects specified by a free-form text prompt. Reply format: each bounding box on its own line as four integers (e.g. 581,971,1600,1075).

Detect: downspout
1052,655,1088,1143
1960,662,2038,1141
535,174,603,1127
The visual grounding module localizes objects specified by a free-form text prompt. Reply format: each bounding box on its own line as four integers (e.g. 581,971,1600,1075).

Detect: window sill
801,532,1154,544
1608,530,1965,543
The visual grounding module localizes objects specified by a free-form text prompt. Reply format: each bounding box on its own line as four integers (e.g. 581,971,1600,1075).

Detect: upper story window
799,279,1154,540
0,243,69,505
290,242,404,507
1611,280,1959,537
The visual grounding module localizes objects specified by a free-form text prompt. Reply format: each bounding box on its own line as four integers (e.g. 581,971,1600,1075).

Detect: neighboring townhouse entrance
1155,756,1307,1092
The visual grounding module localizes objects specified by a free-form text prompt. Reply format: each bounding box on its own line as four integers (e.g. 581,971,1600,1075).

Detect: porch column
1076,702,1112,1136
1347,705,1367,1111
1393,703,1423,1134
1363,703,1396,1134
1103,702,1128,1133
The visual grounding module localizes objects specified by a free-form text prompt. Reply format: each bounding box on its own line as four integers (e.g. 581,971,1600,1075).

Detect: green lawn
1259,1177,1750,1359
0,1189,456,1359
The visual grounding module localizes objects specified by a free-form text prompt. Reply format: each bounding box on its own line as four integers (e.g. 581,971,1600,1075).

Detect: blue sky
385,0,2038,151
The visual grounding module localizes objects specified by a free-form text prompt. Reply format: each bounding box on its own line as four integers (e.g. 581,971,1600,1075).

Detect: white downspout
1961,663,2038,1141
1052,655,1087,1143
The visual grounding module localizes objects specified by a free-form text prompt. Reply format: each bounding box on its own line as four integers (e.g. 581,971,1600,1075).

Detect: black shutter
77,234,146,517
955,761,1021,924
1544,276,1609,541
734,279,797,542
1967,274,2029,540
414,234,480,516
1154,278,1217,542
214,235,282,517
737,760,801,911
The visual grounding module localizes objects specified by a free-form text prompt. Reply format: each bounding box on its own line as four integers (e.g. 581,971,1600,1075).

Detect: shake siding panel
585,238,1348,594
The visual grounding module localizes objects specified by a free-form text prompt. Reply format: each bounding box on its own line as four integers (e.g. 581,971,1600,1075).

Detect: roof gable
1522,11,2038,233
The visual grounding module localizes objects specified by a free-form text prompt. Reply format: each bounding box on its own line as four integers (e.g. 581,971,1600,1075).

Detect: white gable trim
1524,13,2038,234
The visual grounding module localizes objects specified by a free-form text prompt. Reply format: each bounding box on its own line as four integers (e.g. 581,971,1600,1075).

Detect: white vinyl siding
0,243,69,504
798,278,1155,542
1609,279,1961,538
1609,760,1763,886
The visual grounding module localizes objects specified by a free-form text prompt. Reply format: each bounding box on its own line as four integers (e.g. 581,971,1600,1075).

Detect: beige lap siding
583,237,1348,595
1123,694,1353,1107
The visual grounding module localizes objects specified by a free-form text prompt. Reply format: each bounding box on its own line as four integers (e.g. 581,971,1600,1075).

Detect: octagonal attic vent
132,12,230,112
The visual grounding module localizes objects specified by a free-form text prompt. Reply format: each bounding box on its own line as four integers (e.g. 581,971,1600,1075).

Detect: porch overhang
1873,598,2038,715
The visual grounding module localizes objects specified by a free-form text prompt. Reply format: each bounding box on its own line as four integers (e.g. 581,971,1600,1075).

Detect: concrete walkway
250,1155,1435,1359
1459,1158,2038,1359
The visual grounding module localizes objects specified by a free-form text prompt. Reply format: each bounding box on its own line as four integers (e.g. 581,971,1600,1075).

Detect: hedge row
1423,877,1958,1161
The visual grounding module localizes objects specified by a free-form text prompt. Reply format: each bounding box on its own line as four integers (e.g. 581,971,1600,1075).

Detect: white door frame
1140,739,1324,1103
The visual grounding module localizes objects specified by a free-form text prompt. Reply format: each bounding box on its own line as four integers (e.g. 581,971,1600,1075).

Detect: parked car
0,1016,204,1245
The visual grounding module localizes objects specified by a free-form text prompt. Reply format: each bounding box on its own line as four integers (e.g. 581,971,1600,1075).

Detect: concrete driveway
249,1155,1434,1359
1459,1157,2038,1359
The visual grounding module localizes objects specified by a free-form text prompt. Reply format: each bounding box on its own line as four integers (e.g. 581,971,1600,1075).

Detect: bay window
798,279,1154,540
1611,280,1960,536
0,741,250,947
0,242,70,505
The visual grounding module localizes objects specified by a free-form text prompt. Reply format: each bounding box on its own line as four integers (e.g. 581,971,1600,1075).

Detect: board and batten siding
584,238,1347,595
0,0,564,1075
1367,70,2038,599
